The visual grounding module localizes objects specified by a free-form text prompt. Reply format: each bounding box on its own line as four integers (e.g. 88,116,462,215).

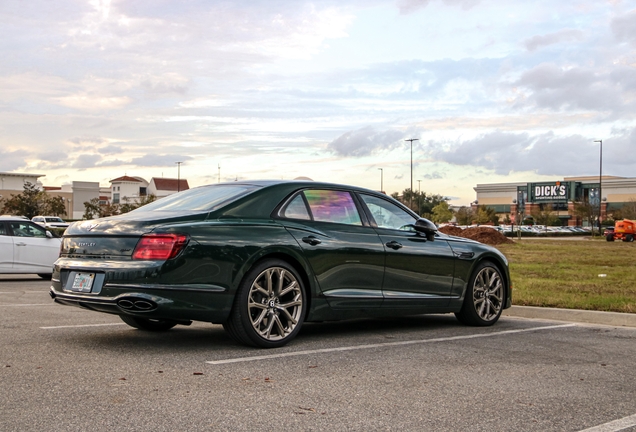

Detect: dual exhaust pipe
117,297,157,312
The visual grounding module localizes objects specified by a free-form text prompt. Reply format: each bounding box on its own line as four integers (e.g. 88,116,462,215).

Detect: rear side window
0,223,5,236
304,190,362,226
282,194,311,220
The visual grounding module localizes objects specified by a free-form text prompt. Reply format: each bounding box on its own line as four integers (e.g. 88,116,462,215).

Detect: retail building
473,176,636,226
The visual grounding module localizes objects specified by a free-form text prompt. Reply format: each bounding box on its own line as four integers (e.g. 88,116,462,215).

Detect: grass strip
495,239,636,313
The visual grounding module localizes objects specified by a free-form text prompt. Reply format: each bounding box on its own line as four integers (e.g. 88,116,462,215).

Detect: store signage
533,182,568,201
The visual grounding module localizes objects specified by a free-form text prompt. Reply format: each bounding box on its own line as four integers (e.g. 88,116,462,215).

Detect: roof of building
151,177,189,191
110,175,144,183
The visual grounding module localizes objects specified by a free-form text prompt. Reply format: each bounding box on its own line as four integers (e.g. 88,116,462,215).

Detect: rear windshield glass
131,184,260,212
45,217,64,222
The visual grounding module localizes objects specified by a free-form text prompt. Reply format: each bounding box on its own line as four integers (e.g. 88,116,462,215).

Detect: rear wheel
455,262,505,326
119,315,177,331
223,259,306,348
625,234,634,242
606,234,614,242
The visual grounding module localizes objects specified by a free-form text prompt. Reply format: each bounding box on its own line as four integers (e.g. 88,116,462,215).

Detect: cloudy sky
1,0,635,204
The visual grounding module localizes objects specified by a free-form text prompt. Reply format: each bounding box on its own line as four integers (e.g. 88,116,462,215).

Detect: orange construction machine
606,219,636,242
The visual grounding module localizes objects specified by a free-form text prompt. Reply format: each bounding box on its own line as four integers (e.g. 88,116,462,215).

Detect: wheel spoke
276,269,285,296
278,307,298,325
279,281,298,297
273,314,287,337
252,308,268,328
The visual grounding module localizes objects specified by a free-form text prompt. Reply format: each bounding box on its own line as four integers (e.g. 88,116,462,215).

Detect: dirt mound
439,226,513,246
438,225,463,236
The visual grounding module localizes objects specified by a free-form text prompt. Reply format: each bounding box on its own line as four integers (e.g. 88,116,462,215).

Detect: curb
503,305,636,328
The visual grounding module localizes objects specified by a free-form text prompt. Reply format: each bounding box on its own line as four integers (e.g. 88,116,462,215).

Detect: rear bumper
50,258,235,323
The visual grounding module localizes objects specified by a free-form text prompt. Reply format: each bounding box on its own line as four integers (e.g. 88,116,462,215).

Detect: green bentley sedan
50,180,511,348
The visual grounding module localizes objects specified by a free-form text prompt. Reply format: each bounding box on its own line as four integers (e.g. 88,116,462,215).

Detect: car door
0,223,14,271
8,221,61,273
277,189,386,309
358,193,455,308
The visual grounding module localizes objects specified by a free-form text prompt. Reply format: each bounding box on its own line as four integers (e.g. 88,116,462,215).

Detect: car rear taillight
132,234,189,260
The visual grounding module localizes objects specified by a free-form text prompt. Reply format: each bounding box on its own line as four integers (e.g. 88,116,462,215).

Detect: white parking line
206,323,576,365
40,323,126,329
0,303,53,307
578,413,636,432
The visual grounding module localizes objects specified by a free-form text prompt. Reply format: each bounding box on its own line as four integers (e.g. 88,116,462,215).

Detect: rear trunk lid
62,210,206,258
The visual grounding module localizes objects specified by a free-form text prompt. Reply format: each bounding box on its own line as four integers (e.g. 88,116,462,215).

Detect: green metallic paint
51,180,512,332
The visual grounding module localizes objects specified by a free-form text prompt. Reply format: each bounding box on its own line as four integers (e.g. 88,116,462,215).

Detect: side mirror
412,218,437,241
46,230,53,239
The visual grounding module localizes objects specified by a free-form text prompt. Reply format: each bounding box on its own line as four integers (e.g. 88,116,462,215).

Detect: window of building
113,193,120,204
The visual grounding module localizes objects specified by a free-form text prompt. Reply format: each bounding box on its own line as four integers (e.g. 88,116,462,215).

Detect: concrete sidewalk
503,305,636,328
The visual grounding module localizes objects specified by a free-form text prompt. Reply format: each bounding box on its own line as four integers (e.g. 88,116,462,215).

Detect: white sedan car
0,216,62,279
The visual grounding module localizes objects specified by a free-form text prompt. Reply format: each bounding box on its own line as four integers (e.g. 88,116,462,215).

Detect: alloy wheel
247,267,303,341
472,266,503,322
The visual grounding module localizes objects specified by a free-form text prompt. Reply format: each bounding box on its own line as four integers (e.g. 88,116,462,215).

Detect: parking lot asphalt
2,274,636,432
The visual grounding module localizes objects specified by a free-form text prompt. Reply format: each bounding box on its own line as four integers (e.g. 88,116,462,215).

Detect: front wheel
625,234,634,242
606,234,614,242
119,315,177,331
223,259,306,348
455,262,505,326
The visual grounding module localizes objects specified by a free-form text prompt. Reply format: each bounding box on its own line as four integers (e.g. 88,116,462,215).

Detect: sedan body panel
281,220,386,309
375,227,455,308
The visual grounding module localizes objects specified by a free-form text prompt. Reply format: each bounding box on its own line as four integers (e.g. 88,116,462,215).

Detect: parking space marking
0,303,54,307
207,323,576,365
578,413,636,432
40,323,126,329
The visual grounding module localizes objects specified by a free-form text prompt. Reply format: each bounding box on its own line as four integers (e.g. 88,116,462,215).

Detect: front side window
0,223,6,236
303,190,362,226
360,194,416,230
10,222,47,238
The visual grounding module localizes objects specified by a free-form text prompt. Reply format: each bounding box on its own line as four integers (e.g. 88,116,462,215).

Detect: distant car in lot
0,216,62,279
32,216,70,229
49,180,512,348
603,226,615,237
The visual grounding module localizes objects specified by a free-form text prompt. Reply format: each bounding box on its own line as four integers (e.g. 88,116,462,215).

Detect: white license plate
71,273,95,293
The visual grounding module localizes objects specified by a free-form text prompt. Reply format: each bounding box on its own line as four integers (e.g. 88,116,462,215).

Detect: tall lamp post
176,161,183,192
594,139,602,235
417,179,421,215
378,168,383,193
405,138,419,208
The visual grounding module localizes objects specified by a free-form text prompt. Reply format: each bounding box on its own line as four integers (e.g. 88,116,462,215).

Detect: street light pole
417,179,421,215
594,139,602,235
378,168,383,193
176,161,183,192
405,138,419,209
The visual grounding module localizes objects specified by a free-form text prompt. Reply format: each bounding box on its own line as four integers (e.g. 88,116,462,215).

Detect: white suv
0,216,62,279
32,216,70,229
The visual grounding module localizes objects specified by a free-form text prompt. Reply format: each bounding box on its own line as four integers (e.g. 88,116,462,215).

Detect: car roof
0,215,31,221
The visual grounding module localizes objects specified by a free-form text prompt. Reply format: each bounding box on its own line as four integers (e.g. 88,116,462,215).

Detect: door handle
302,236,321,246
15,242,27,247
385,240,403,250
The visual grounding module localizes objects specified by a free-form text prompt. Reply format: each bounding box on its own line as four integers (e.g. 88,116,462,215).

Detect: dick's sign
533,182,568,201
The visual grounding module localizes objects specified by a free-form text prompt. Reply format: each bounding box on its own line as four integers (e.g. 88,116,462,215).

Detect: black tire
119,315,177,331
37,274,52,280
626,234,634,242
455,261,505,326
606,234,614,242
223,259,307,348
